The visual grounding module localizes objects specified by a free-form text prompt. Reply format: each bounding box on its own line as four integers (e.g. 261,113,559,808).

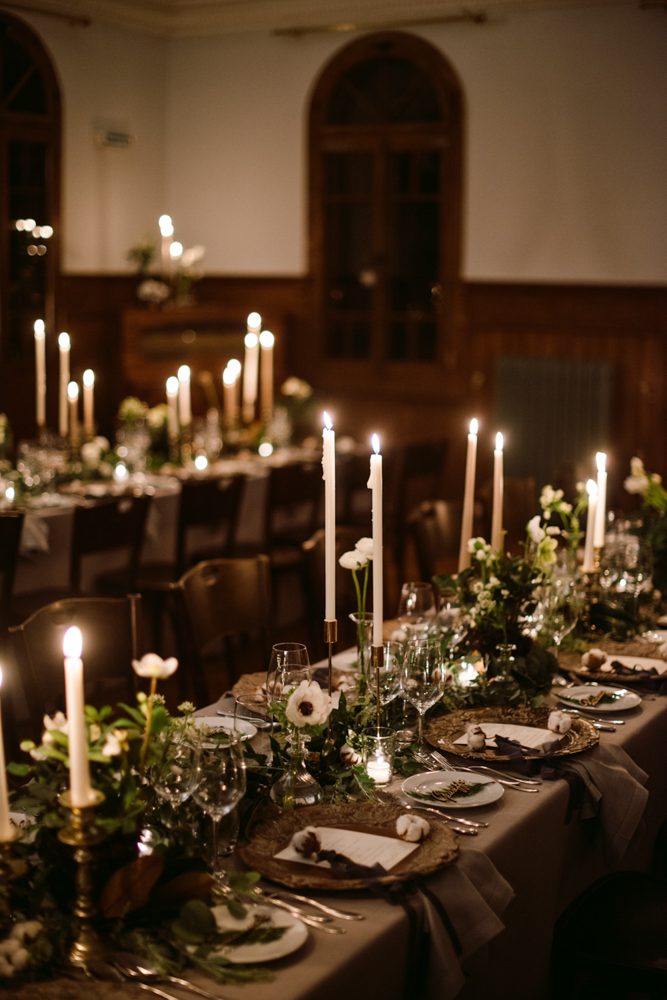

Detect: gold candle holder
57,789,108,967
372,644,385,731
582,547,602,634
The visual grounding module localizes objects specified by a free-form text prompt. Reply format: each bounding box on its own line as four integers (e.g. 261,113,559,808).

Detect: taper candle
368,435,383,647
34,319,46,430
227,358,241,421
178,365,191,426
67,382,79,448
322,412,336,621
594,452,607,548
58,332,70,439
259,330,274,424
583,479,598,573
63,627,94,807
458,418,478,572
0,669,13,840
159,214,173,276
82,369,94,438
491,432,504,552
166,376,179,443
242,313,261,423
222,367,237,426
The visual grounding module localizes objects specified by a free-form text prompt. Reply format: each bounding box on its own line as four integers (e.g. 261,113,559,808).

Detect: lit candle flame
596,451,606,472
247,312,261,329
169,241,183,258
83,369,94,387
469,418,478,436
166,376,178,393
495,431,503,452
587,478,598,497
244,332,258,349
63,626,82,659
34,319,45,336
259,330,274,349
222,367,236,386
323,411,333,431
158,214,173,237
372,434,380,455
67,381,79,401
227,358,241,376
178,365,190,382
58,332,70,350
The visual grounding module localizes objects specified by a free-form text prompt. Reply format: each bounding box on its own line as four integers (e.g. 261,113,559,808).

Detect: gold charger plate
424,706,598,761
238,802,458,891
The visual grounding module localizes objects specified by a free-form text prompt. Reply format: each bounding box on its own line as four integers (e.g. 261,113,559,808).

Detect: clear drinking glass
151,739,200,811
377,640,405,710
192,735,246,878
539,578,584,654
265,643,310,726
404,636,446,744
397,582,436,637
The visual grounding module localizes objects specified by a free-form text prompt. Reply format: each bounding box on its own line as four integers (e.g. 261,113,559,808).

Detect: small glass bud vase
489,643,517,689
349,612,374,677
362,727,396,787
270,728,323,809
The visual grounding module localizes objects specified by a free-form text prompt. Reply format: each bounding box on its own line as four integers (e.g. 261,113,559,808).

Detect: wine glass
403,637,446,744
377,640,405,712
265,642,310,707
539,579,584,654
151,739,200,811
397,582,436,637
192,735,246,879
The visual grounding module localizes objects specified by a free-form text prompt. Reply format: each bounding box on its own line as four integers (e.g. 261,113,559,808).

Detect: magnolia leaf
99,855,164,918
226,898,247,921
148,871,216,910
172,898,217,944
7,762,31,776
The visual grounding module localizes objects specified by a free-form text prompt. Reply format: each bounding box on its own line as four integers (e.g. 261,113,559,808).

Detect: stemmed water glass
376,641,405,719
265,642,310,709
397,582,436,638
539,578,584,656
151,739,200,813
192,735,246,879
403,637,446,745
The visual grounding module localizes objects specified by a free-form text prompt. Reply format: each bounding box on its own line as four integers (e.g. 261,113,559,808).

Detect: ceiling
0,0,637,36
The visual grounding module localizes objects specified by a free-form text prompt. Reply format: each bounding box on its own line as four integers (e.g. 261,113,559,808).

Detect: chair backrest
409,499,462,582
302,526,372,656
265,462,321,547
8,595,144,741
176,474,245,575
0,512,23,628
386,439,449,528
71,494,152,592
337,453,372,527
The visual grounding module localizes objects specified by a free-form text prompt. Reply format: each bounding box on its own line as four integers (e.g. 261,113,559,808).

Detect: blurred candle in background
458,418,478,572
159,214,173,275
259,330,274,424
594,452,607,548
67,381,79,448
583,479,598,573
58,332,70,439
322,412,336,621
0,669,13,840
243,313,261,423
222,366,237,426
491,432,504,552
166,376,179,442
227,358,241,421
368,435,383,647
34,319,46,431
82,369,95,438
178,365,191,426
169,241,183,267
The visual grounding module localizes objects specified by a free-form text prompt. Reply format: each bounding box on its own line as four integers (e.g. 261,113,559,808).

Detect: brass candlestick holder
57,789,108,967
324,619,337,745
582,547,602,634
372,644,384,731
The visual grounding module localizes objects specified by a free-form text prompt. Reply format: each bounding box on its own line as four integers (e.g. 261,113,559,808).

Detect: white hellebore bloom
624,457,650,496
285,680,332,727
339,549,368,570
527,515,545,544
132,653,178,680
354,537,374,559
102,728,128,757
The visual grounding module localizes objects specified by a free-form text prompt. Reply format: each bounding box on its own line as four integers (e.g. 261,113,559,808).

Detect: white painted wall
19,6,667,283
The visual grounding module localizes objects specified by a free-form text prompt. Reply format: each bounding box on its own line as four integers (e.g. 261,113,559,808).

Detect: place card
453,722,557,750
274,826,418,871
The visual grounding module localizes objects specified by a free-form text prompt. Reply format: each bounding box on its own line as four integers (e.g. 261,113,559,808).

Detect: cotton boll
396,814,430,842
548,710,572,734
292,826,321,857
340,743,362,766
581,649,607,671
466,724,486,751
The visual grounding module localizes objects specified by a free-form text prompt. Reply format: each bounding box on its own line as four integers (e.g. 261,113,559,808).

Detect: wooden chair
408,499,462,583
170,556,273,706
8,595,144,743
302,525,372,659
550,871,667,998
337,453,372,529
263,462,322,561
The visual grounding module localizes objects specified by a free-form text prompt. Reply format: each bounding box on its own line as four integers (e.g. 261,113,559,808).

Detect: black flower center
299,701,314,717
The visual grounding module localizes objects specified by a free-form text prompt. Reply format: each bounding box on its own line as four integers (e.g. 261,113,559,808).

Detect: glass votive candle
362,727,396,786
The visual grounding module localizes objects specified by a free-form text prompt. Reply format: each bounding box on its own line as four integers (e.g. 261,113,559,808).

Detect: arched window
0,12,61,363
309,32,463,372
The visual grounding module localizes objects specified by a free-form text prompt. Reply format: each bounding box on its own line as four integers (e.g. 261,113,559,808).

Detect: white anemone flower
354,537,374,559
527,515,545,543
285,680,332,727
339,549,368,570
132,653,178,679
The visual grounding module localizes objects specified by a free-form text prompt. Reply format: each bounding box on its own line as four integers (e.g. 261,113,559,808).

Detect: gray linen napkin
560,742,648,867
417,849,515,1000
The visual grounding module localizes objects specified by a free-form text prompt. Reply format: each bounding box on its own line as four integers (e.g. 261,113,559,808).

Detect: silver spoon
112,953,224,1000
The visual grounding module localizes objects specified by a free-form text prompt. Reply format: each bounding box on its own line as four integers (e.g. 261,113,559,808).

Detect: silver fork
421,750,539,792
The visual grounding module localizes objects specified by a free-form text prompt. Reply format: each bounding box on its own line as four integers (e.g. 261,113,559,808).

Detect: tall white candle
259,330,274,424
491,432,504,552
58,332,70,439
222,367,237,426
594,452,607,548
34,319,46,430
322,412,336,621
458,418,478,572
178,365,192,426
159,215,173,276
68,382,79,448
63,627,94,807
0,669,13,840
367,435,383,647
227,358,241,421
169,241,183,268
583,479,598,573
242,313,261,423
166,376,179,443
82,369,94,438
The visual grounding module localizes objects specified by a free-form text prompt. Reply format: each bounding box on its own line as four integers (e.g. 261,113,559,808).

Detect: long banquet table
6,676,663,1000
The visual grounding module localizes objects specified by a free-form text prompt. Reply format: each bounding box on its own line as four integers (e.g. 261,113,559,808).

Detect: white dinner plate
209,903,308,963
558,684,641,713
402,770,504,809
193,715,257,740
